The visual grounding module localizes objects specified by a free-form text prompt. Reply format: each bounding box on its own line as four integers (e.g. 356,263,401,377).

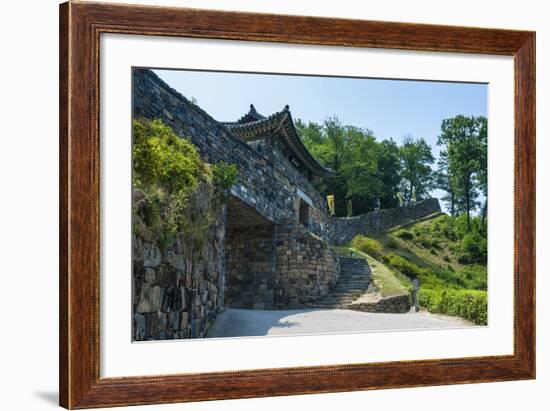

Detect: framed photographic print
59,1,535,409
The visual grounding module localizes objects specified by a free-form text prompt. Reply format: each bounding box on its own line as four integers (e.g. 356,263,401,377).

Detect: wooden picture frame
59,1,535,408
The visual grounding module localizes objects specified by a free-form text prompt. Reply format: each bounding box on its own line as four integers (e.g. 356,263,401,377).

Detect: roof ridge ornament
225,105,333,178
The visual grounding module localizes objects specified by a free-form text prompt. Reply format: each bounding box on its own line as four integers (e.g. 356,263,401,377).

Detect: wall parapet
328,198,442,244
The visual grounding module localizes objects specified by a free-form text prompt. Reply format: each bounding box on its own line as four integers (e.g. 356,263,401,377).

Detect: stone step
321,292,364,299
309,256,372,309
332,292,363,298
339,277,369,280
334,284,368,289
333,281,370,291
332,289,367,294
317,299,354,305
339,276,370,279
342,273,370,276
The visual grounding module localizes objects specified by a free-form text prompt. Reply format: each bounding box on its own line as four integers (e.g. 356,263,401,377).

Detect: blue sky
154,69,487,207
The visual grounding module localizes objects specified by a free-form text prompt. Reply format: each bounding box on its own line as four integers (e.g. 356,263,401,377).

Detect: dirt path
206,308,474,338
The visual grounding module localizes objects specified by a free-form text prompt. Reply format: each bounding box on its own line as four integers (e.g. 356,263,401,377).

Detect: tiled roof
224,105,333,178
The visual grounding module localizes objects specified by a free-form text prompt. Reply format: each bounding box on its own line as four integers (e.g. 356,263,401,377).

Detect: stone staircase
313,257,372,309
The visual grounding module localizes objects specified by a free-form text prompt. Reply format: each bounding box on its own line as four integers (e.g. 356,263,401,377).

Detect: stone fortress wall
225,222,340,310
328,198,441,244
132,212,225,341
133,69,326,229
132,69,440,339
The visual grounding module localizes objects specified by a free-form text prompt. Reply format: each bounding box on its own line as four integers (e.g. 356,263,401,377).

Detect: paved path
207,308,473,338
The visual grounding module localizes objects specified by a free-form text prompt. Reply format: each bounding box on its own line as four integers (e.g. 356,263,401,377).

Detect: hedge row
418,289,488,325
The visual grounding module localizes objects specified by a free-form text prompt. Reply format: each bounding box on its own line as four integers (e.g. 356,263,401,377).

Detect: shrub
132,118,237,246
430,248,437,255
383,253,423,278
211,162,238,203
418,289,487,325
133,118,206,194
443,255,451,263
397,230,414,240
457,265,487,290
383,236,398,249
458,232,487,264
430,238,442,249
418,237,432,248
351,235,383,257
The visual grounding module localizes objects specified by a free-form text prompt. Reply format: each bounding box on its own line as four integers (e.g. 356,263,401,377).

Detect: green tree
375,139,402,209
341,128,383,214
398,136,435,205
435,150,458,216
296,117,380,216
477,118,488,226
437,115,487,231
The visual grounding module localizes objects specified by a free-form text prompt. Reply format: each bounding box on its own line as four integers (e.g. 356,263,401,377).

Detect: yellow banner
326,195,335,216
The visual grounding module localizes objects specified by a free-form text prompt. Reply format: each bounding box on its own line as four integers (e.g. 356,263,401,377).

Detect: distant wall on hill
328,198,441,244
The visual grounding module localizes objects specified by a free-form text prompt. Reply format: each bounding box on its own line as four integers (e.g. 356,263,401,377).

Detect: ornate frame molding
59,1,535,408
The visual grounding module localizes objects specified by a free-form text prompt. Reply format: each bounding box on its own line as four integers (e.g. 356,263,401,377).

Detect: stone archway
224,196,278,310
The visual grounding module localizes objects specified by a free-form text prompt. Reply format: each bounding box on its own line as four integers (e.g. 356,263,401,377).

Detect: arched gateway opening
224,196,277,309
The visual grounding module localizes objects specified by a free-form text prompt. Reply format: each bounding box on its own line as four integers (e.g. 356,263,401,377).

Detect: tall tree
437,115,487,231
296,117,381,216
435,150,457,216
398,136,435,205
376,139,402,209
477,118,488,226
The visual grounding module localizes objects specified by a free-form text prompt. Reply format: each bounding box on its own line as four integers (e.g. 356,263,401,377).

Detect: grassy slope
380,213,487,291
334,213,488,324
383,213,463,273
333,246,410,297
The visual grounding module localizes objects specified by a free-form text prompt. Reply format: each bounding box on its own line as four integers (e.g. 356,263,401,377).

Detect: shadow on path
206,307,474,338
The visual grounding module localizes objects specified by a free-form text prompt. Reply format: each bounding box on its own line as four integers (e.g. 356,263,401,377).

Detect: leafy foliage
133,117,207,194
396,230,414,240
132,118,237,247
349,213,487,324
296,113,487,232
398,136,435,205
351,235,384,258
418,289,487,325
296,117,401,216
437,115,487,228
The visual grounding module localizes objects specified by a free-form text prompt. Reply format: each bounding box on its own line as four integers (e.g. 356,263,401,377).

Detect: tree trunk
465,176,471,231
450,191,455,217
481,198,488,227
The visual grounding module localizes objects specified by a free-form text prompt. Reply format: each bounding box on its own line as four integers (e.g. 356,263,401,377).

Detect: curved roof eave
225,107,333,178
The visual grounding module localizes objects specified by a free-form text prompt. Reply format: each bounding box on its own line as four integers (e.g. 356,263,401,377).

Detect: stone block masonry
133,68,441,245
272,222,340,309
132,211,225,341
348,294,412,314
328,198,441,244
225,224,277,309
225,221,340,310
133,69,326,231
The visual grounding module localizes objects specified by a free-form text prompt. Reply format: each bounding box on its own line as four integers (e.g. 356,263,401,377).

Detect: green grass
350,248,410,297
333,244,410,297
345,213,488,324
333,245,362,258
